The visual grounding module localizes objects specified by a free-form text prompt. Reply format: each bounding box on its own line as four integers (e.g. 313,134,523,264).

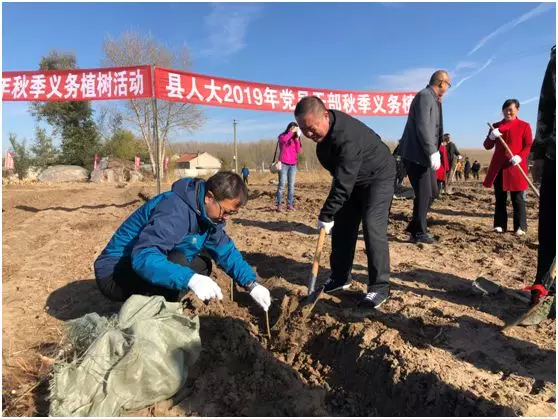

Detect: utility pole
233,119,238,173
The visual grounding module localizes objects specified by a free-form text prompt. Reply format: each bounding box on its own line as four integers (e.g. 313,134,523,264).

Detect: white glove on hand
430,151,441,171
457,155,463,160
250,284,271,311
489,128,502,141
296,128,302,138
188,274,223,301
317,219,334,235
510,155,522,166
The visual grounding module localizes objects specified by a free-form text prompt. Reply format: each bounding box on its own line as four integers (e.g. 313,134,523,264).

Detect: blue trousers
276,163,297,206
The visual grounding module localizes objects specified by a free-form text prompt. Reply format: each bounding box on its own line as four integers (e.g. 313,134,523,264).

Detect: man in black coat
523,45,556,324
294,96,395,308
444,133,462,170
399,70,451,244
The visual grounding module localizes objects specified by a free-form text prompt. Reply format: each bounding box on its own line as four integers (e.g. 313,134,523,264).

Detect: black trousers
243,176,249,184
493,170,527,232
330,179,393,292
403,160,438,235
535,157,556,292
394,159,407,192
472,171,480,180
96,251,212,302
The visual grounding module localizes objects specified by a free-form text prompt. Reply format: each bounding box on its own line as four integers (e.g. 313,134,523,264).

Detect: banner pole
233,119,238,173
151,65,161,195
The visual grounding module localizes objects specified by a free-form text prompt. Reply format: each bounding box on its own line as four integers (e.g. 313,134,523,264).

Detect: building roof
175,153,199,163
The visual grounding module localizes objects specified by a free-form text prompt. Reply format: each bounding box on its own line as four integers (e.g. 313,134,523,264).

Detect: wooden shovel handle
486,122,540,198
311,228,327,279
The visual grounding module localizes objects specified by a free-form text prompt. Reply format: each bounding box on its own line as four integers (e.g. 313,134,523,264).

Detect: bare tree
102,31,205,175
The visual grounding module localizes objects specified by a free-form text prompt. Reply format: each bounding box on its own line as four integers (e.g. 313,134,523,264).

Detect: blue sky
2,2,556,153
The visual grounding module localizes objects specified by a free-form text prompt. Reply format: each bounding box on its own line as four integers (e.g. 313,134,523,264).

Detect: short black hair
206,171,248,206
294,96,327,119
502,99,520,110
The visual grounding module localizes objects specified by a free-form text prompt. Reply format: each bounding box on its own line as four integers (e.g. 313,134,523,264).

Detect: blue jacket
94,178,256,290
241,167,250,177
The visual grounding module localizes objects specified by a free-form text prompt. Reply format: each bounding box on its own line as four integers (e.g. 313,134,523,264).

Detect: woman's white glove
509,155,522,166
250,284,271,311
488,128,502,141
188,274,223,301
430,151,441,171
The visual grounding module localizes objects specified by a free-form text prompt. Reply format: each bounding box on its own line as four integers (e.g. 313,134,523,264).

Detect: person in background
483,99,533,236
471,160,481,180
464,157,471,180
455,160,464,181
241,165,250,184
399,70,451,244
276,122,302,211
436,139,450,196
392,140,407,197
444,133,462,171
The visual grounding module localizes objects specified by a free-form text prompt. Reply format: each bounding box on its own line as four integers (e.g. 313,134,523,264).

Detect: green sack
49,295,201,417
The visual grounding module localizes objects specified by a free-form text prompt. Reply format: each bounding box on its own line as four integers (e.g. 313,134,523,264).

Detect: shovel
501,258,555,331
271,227,327,331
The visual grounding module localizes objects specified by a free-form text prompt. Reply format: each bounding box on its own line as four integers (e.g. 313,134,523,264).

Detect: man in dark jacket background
399,70,451,244
444,133,462,171
294,96,395,309
524,45,556,323
94,171,271,312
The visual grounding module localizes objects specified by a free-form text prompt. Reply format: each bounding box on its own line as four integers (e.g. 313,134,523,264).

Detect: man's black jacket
316,110,395,222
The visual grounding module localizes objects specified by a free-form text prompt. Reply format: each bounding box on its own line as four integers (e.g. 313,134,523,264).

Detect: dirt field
2,173,555,416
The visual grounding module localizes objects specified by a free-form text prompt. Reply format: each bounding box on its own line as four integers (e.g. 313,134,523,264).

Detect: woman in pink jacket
276,122,302,211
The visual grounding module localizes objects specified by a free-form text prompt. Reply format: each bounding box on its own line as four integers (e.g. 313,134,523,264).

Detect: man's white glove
510,155,522,166
296,127,302,138
489,128,502,141
188,274,223,301
430,151,441,171
250,284,271,311
457,155,463,160
317,219,334,234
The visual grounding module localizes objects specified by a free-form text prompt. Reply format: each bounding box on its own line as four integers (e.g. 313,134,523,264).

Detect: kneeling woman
483,99,533,235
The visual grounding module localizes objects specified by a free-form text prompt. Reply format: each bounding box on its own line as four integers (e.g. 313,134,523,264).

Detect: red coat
482,118,532,191
436,144,450,181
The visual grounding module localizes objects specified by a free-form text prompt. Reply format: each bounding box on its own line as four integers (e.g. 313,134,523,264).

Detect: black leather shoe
412,232,437,244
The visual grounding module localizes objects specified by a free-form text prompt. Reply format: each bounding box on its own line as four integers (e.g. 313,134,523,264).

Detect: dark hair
294,96,327,119
282,122,298,135
206,171,248,206
429,70,449,86
502,99,520,110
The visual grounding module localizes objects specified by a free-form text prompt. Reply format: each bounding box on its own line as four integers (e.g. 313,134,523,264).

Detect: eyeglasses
438,79,452,88
214,197,239,218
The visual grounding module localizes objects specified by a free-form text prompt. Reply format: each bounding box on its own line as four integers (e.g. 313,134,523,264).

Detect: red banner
2,65,152,101
154,67,414,116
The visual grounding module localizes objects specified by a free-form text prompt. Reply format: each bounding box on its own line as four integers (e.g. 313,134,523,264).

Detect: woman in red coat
483,99,533,235
436,141,450,195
